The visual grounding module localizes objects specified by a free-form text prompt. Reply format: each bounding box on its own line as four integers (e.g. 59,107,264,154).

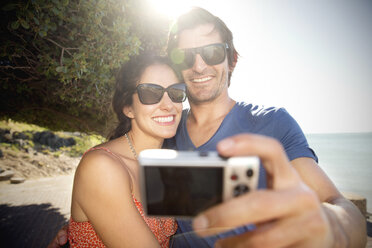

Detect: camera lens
233,184,250,197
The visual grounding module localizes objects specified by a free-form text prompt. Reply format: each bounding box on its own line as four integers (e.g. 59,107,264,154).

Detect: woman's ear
123,106,134,119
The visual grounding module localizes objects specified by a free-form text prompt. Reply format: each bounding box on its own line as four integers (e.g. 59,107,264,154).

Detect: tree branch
46,38,79,54
60,48,64,66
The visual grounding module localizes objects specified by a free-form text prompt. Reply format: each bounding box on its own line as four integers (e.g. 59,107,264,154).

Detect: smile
153,115,175,124
191,76,212,83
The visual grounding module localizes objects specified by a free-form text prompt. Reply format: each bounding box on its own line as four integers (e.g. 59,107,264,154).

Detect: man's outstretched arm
193,134,366,248
292,156,366,247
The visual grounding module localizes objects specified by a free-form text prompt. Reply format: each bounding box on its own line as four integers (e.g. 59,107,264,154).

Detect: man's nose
192,53,207,73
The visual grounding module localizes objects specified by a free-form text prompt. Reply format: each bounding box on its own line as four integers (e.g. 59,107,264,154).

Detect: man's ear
229,65,235,73
229,50,238,72
123,106,134,119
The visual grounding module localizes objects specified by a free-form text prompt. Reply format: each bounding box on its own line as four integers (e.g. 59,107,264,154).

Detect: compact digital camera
138,149,260,217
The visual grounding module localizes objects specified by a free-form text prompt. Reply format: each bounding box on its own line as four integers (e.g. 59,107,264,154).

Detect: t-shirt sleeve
273,108,318,162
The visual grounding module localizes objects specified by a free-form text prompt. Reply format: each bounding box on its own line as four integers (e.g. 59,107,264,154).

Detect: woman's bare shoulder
74,147,132,189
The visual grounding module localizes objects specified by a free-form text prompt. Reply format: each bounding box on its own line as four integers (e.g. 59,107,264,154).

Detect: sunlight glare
145,0,217,20
145,0,191,20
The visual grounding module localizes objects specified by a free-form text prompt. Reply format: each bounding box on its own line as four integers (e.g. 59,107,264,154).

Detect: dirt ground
0,146,80,180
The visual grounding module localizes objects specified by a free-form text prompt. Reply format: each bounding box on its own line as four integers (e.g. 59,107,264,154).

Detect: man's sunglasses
136,83,187,105
171,43,229,70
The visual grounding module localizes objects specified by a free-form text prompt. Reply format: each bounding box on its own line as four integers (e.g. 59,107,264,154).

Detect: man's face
177,23,230,104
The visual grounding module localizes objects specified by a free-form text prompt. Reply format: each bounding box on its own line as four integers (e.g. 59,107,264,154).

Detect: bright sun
144,0,216,20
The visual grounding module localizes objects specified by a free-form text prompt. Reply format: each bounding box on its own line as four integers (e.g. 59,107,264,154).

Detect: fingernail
219,138,235,151
58,234,67,244
193,215,209,230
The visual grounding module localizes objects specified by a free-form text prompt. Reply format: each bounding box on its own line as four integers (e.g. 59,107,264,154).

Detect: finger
47,225,69,248
57,225,68,244
46,238,57,248
57,231,68,245
217,134,301,189
193,185,316,236
46,236,61,248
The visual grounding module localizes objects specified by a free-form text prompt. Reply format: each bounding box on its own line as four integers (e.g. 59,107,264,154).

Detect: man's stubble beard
186,70,229,105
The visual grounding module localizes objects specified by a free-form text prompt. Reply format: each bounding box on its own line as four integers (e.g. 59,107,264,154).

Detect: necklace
124,133,138,159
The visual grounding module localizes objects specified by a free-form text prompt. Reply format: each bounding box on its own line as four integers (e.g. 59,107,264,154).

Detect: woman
68,53,186,247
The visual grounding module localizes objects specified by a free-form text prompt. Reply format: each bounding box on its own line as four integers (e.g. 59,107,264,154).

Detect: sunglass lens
168,84,186,103
203,44,225,65
184,50,195,68
137,84,163,104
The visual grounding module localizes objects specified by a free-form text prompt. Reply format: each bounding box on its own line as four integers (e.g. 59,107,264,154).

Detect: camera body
138,149,260,217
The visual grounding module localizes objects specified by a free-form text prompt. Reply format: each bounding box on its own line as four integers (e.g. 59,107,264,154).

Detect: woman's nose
158,92,174,110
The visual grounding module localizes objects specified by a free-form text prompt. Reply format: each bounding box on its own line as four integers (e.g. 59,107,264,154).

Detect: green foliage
2,143,21,153
0,0,170,135
0,119,46,132
0,119,105,157
63,133,105,157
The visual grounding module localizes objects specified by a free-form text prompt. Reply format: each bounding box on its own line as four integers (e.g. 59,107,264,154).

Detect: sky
145,0,372,134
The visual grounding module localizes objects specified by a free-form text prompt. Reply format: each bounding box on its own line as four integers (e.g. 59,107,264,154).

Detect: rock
64,137,76,147
63,131,81,137
0,149,3,158
33,131,76,149
73,131,81,137
10,177,26,184
3,133,13,143
33,131,54,146
0,170,15,181
14,139,27,147
0,128,11,143
38,161,46,168
0,128,10,135
13,131,29,140
0,167,4,173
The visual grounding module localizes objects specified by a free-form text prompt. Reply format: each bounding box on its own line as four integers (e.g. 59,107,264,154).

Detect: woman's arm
71,150,160,248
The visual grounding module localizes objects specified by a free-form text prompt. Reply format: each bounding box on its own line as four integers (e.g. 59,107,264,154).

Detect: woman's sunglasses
172,43,229,70
136,83,187,105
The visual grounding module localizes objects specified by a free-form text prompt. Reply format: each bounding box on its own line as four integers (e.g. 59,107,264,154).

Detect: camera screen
144,166,223,216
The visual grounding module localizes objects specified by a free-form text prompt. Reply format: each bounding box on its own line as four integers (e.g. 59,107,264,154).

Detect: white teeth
192,76,212,83
153,116,174,123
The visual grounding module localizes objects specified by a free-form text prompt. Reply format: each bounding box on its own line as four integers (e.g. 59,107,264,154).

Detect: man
49,7,366,248
165,7,366,248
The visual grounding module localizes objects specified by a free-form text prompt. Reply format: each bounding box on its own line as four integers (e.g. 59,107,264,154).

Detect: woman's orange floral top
68,147,177,247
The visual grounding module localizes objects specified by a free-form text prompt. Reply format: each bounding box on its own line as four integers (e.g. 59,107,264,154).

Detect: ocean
306,132,372,213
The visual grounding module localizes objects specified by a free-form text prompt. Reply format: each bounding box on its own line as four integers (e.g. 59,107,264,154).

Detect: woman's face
124,64,183,140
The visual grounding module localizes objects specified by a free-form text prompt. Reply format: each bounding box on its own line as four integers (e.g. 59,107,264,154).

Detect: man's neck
186,93,236,148
188,93,236,125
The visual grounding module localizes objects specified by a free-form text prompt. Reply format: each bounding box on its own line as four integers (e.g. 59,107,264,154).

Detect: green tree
0,0,170,136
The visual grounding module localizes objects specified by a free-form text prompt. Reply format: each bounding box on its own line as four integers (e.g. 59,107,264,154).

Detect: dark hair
108,52,178,140
167,7,238,86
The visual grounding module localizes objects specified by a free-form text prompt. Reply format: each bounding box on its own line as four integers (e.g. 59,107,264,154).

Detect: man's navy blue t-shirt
164,102,318,248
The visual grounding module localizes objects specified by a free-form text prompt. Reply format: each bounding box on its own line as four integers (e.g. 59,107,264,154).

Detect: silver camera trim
138,149,260,217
